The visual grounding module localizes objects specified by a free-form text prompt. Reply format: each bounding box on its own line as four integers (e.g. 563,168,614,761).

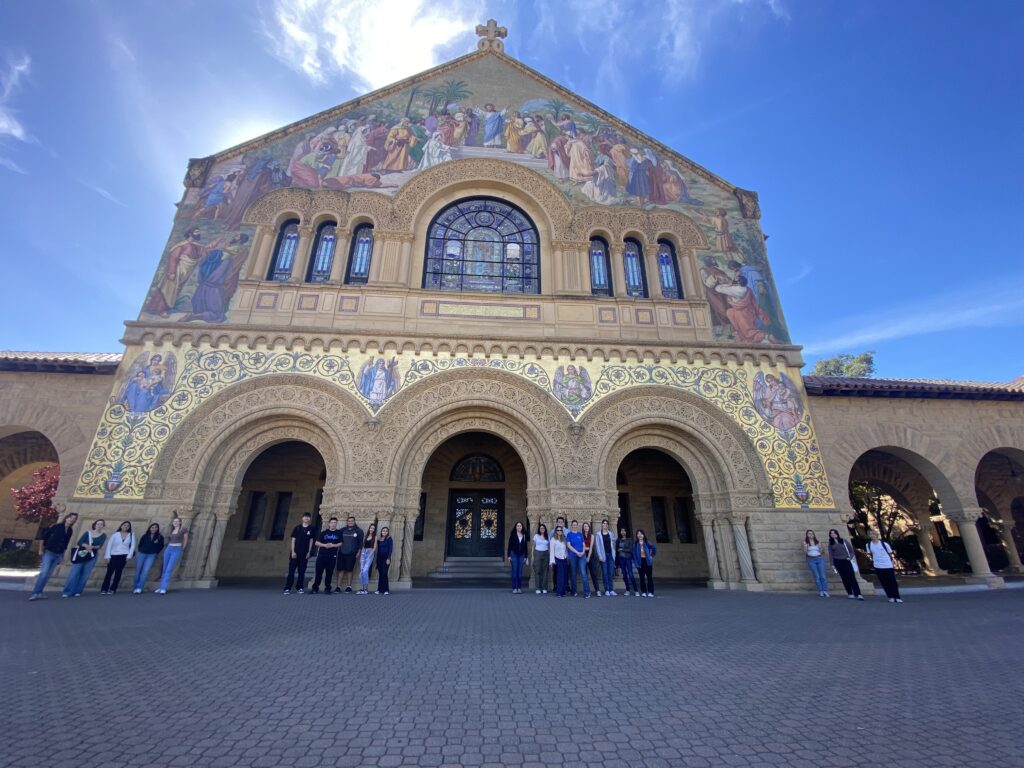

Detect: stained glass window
623,238,648,298
450,454,505,482
590,237,612,296
306,222,337,283
268,219,300,281
657,240,683,299
345,224,374,285
424,198,540,294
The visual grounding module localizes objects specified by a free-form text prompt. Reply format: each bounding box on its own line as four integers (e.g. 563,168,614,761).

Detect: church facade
2,27,1021,591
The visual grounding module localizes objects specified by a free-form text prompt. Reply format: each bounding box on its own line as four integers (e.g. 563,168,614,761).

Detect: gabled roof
192,48,746,200
803,375,1024,401
0,351,122,374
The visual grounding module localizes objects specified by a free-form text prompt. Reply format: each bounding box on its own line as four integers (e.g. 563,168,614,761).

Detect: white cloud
802,281,1024,355
77,179,128,207
0,53,32,142
263,0,483,91
782,262,812,285
0,156,27,174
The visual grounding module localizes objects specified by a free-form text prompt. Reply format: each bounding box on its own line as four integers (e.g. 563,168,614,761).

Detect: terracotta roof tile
0,351,122,373
803,375,1024,400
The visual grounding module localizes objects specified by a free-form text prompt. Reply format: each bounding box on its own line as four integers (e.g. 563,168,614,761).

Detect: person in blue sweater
633,529,657,597
565,520,591,598
375,526,393,595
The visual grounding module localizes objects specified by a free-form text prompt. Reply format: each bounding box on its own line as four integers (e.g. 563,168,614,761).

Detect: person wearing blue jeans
615,528,637,595
62,520,107,597
156,516,189,594
803,530,829,597
565,520,590,597
133,523,165,593
506,521,529,593
29,511,78,601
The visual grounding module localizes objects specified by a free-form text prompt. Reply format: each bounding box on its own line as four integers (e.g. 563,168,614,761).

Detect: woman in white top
803,530,829,597
866,530,903,603
101,521,136,595
532,523,550,594
549,526,569,597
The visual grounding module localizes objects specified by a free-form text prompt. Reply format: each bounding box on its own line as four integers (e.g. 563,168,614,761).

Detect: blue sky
0,0,1021,382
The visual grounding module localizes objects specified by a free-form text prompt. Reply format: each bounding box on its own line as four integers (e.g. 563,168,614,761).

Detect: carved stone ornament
733,187,761,220
184,157,214,189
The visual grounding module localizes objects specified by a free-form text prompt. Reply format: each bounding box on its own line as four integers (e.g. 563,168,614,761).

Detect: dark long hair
536,522,548,540
365,522,376,544
827,528,844,545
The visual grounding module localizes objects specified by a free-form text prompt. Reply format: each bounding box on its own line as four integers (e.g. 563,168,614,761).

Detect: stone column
730,513,763,590
915,521,945,576
251,225,276,279
609,243,626,298
291,225,314,282
696,513,726,589
999,518,1024,573
367,236,385,284
949,507,1004,588
328,229,350,283
199,509,232,586
396,511,417,590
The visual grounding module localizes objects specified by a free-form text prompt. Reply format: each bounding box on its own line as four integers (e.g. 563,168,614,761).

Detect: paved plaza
2,586,1023,768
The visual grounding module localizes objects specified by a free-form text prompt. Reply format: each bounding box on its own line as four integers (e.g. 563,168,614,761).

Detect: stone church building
2,25,1022,591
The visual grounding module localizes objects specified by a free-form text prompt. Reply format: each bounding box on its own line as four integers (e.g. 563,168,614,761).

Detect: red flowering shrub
10,464,60,524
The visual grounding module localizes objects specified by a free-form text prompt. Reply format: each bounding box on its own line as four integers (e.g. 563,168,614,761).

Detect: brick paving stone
2,587,1024,766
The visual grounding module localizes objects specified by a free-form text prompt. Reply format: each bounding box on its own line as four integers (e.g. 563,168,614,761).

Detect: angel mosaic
357,357,401,410
752,372,803,434
118,352,178,414
553,365,593,415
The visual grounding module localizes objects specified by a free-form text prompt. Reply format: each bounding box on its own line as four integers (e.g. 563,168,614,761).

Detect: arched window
345,224,374,285
589,237,612,296
267,219,300,281
450,454,505,482
306,221,337,283
424,198,540,294
623,238,648,298
657,239,683,299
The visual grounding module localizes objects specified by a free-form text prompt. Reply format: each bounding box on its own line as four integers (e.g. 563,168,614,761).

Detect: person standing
633,529,656,597
616,527,637,596
804,530,829,597
29,510,78,601
550,515,567,594
101,521,136,595
549,526,569,597
565,520,590,598
337,516,364,593
156,516,189,595
506,521,529,594
582,522,601,597
866,530,903,603
133,523,164,594
310,517,342,594
595,519,617,596
376,527,393,595
357,522,377,595
532,523,550,594
284,512,316,594
62,519,106,598
828,528,863,600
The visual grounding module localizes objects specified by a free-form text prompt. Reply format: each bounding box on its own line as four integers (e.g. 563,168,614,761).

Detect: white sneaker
609,591,617,596
542,589,547,594
648,593,655,598
888,598,896,603
535,589,541,594
635,592,641,597
895,598,904,603
133,589,142,594
847,595,856,599
595,592,601,597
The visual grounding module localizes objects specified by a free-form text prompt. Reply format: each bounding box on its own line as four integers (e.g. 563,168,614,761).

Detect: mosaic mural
140,54,787,344
76,346,832,509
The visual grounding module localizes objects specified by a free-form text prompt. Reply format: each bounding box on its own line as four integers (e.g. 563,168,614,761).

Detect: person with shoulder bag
866,530,903,603
827,528,863,600
62,519,107,597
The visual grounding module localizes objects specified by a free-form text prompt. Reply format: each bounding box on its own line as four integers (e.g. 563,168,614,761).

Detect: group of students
506,516,657,597
803,528,904,603
28,511,191,600
284,514,394,595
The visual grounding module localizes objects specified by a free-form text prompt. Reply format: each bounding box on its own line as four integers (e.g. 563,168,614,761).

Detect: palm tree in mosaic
441,80,472,111
542,99,573,122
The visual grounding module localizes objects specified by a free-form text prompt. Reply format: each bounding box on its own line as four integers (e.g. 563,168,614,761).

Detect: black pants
102,555,127,592
587,554,601,593
312,556,336,591
875,567,900,599
637,561,654,594
285,555,309,591
835,559,861,596
377,560,390,593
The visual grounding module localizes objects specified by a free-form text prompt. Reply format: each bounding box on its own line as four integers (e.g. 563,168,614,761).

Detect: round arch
0,396,91,499
848,445,965,512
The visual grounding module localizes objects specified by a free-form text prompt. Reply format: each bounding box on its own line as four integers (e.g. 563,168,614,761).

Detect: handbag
70,531,95,564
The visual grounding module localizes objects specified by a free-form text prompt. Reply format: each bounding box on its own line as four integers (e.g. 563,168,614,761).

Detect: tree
848,480,914,543
542,99,574,121
11,464,60,525
811,350,875,377
440,80,471,111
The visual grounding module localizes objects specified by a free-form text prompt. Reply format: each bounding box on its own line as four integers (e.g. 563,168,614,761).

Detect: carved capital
184,157,213,189
733,187,761,219
946,506,985,523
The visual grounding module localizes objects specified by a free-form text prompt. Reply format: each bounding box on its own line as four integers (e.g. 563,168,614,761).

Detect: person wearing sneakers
531,523,549,594
565,520,590,598
62,519,106,598
616,527,638,596
100,521,136,595
375,527,393,594
866,530,903,603
155,516,189,594
633,529,656,597
284,512,316,594
804,530,830,597
337,516,364,593
133,523,164,593
310,517,342,594
29,510,78,601
506,520,529,594
827,528,863,600
595,519,617,596
357,522,377,594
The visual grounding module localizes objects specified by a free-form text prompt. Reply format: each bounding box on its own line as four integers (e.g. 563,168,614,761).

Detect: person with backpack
866,530,902,603
29,510,78,601
62,519,107,597
101,521,136,594
827,528,863,600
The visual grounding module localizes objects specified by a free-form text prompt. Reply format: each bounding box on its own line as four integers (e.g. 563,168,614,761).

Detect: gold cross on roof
475,19,507,52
